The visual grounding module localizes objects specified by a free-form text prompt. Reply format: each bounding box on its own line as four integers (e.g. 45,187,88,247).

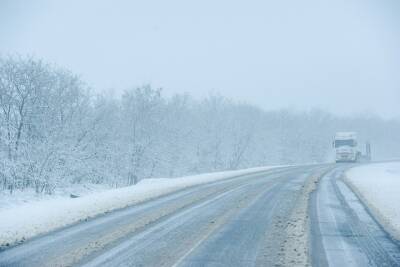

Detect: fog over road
0,165,399,267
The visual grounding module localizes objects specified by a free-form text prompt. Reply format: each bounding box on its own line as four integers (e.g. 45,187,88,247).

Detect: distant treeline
1,56,399,193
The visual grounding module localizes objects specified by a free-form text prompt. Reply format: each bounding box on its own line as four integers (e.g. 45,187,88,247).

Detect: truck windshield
335,139,355,147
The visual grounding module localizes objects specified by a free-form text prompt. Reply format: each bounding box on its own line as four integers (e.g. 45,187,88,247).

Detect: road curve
0,165,325,267
0,164,399,267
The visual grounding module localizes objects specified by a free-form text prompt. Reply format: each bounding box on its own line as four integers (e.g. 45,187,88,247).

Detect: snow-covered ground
0,184,111,210
346,162,400,240
0,166,281,248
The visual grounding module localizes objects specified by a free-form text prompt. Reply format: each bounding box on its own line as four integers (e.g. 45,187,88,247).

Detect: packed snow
346,162,400,240
0,166,281,248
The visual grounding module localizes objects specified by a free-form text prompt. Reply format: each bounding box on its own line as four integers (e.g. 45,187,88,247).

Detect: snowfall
346,162,400,240
0,166,280,248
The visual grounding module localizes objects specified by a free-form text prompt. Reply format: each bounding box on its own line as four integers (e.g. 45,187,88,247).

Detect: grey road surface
0,164,399,267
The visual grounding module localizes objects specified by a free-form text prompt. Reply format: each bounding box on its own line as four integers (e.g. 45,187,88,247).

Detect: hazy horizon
1,0,399,118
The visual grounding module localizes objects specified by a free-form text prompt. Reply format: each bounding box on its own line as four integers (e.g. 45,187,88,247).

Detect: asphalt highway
1,164,399,267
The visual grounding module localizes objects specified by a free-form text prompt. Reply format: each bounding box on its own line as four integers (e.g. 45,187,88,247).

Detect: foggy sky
1,0,399,118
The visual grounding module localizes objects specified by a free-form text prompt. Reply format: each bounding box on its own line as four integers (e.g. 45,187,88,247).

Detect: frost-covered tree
1,55,400,194
0,56,93,193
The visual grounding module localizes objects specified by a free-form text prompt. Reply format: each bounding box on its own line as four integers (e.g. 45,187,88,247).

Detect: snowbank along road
310,165,400,267
1,164,400,266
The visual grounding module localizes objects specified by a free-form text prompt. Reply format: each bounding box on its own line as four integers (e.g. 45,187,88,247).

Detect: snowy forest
1,56,400,194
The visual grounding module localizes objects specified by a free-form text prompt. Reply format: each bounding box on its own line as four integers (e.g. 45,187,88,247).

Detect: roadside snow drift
0,166,280,248
346,162,400,240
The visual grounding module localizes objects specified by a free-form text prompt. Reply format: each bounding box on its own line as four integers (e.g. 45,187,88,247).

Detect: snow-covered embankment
0,166,280,248
345,162,400,240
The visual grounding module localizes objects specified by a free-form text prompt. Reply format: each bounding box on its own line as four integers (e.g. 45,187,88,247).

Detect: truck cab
334,132,360,163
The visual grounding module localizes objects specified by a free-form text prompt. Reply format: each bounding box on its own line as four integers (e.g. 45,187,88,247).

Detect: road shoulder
344,162,400,241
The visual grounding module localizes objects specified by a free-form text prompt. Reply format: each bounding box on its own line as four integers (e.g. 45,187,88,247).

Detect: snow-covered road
310,165,400,266
1,163,400,267
0,166,282,249
0,165,327,266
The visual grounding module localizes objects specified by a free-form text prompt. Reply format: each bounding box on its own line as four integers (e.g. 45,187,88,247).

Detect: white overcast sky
1,0,399,118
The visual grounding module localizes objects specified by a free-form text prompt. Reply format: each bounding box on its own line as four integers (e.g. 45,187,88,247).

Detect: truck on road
334,132,371,163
